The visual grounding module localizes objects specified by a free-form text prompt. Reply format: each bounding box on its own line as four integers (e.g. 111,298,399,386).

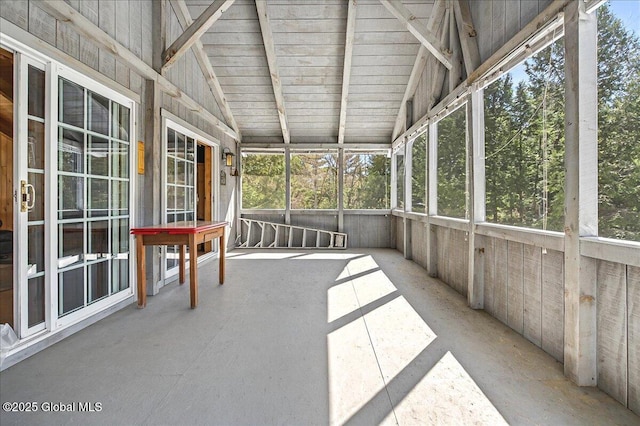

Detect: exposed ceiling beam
169,0,241,139
379,0,453,70
37,0,238,141
391,0,446,140
337,0,357,145
448,2,463,92
255,0,290,144
428,7,452,109
162,0,235,71
452,0,481,76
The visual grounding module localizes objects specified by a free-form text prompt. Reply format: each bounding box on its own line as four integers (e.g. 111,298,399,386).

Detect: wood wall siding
597,262,640,411
480,236,564,362
435,225,468,297
0,0,228,143
398,213,640,412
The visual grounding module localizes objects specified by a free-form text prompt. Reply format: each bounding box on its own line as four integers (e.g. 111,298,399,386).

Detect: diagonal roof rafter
169,0,240,138
452,0,481,76
255,0,290,144
379,0,453,70
162,0,236,72
391,0,447,140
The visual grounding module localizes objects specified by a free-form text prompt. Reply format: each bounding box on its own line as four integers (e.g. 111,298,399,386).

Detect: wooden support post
563,0,598,387
467,87,485,308
404,138,412,260
152,0,166,73
338,148,344,232
143,79,162,295
285,147,291,225
426,121,438,277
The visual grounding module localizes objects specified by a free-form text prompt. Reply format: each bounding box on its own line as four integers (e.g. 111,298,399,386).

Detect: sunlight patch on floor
336,255,379,280
384,351,508,425
327,317,387,426
363,295,437,382
226,252,303,260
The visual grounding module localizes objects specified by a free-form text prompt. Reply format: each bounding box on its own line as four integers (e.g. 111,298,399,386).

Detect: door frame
160,110,220,287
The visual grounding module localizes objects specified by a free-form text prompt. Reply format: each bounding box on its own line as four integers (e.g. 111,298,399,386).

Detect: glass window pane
396,153,405,209
88,135,109,176
88,91,110,135
58,128,84,173
437,106,467,219
28,276,45,327
411,134,427,213
186,137,195,161
290,153,337,209
112,259,129,293
167,158,176,184
113,102,130,140
28,120,45,169
176,160,186,185
344,153,390,209
112,141,129,178
176,186,185,210
186,161,194,186
88,178,109,217
59,267,84,315
27,172,44,222
176,133,186,159
167,128,176,154
112,218,129,255
58,222,83,268
167,185,176,210
484,40,565,230
111,180,129,216
88,220,109,260
88,261,109,303
597,3,640,241
27,225,45,274
167,245,178,269
28,66,45,118
58,175,84,220
59,78,84,128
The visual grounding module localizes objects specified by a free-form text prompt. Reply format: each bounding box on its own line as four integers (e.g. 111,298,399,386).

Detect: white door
15,54,48,337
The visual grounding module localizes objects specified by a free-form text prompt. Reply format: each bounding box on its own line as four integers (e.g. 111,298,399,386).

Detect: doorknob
20,180,36,212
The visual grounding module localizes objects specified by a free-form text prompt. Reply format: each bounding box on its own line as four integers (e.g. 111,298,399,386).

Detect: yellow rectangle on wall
138,141,144,174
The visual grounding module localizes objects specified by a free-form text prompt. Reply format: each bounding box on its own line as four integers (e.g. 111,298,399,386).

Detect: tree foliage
483,4,639,240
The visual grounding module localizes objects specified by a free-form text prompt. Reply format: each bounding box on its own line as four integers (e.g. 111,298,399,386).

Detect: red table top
131,221,228,235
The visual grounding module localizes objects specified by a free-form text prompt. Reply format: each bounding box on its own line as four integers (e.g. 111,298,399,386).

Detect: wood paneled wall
597,262,640,412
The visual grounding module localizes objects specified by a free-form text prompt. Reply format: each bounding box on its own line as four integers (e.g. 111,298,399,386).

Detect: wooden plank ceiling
183,0,439,145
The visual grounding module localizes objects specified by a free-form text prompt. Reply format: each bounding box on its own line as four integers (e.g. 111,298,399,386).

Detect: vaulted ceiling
162,0,478,145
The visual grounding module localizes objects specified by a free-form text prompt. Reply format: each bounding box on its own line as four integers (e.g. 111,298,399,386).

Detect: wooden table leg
219,230,225,284
189,233,198,308
179,244,186,284
136,236,146,308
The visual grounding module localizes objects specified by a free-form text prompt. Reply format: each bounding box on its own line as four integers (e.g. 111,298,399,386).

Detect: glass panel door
164,127,196,277
16,56,47,336
56,77,131,317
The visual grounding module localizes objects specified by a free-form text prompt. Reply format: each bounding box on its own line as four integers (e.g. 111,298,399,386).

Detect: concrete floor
0,248,638,425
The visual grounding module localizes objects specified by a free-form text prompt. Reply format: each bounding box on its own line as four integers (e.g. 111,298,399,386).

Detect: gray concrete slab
0,249,638,425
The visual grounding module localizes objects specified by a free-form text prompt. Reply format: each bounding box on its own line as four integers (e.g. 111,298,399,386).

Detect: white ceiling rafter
36,0,238,141
428,5,452,110
169,0,241,138
255,0,290,144
452,0,481,76
337,0,357,145
391,0,446,140
379,0,453,70
162,0,236,71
